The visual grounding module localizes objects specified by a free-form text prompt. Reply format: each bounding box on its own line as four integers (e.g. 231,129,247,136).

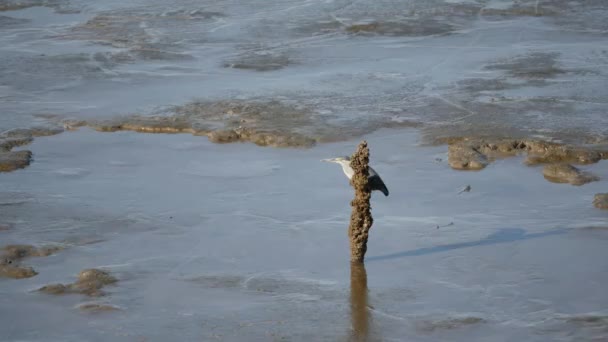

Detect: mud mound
0,126,64,172
39,268,117,297
593,194,608,210
447,137,607,171
543,164,599,186
417,316,485,332
0,244,63,279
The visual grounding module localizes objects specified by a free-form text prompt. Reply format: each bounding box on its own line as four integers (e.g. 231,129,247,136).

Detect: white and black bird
321,156,389,196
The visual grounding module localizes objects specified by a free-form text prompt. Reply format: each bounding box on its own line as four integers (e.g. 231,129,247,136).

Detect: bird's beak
321,158,334,163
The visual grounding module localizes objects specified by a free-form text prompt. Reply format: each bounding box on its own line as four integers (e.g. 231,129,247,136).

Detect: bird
321,156,389,196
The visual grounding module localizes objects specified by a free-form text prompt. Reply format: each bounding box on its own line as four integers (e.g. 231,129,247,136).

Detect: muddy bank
446,137,608,171
0,126,64,172
542,164,599,186
0,244,63,279
72,100,418,148
593,194,608,210
39,268,117,297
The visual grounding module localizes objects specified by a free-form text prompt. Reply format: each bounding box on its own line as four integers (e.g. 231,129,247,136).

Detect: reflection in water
350,262,370,341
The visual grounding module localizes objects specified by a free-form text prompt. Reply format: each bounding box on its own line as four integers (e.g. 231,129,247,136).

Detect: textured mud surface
348,141,373,263
543,164,599,186
0,126,63,172
75,99,418,148
39,268,117,297
0,244,62,279
416,316,485,333
447,137,608,171
594,193,608,210
76,303,121,313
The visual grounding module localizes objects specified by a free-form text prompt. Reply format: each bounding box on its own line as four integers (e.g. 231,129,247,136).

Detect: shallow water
1,0,607,141
1,128,608,341
2,0,608,341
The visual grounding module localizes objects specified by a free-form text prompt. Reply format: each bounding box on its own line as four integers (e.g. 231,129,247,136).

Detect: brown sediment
223,53,291,72
564,315,608,326
0,126,64,172
77,302,121,313
345,20,454,36
446,137,608,171
0,244,63,279
38,268,117,297
0,150,32,172
542,164,599,186
348,141,373,263
0,264,37,279
416,316,485,332
593,193,608,210
2,244,63,260
0,223,11,231
83,100,321,148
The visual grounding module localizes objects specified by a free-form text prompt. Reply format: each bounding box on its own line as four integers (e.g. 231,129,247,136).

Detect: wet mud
77,302,121,313
39,268,117,297
593,193,608,210
0,126,63,172
75,99,418,148
224,51,292,72
542,164,599,186
0,244,62,279
446,137,608,171
416,316,485,333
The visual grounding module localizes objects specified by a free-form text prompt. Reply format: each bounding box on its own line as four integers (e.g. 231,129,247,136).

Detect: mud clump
593,194,608,210
0,263,37,279
224,52,291,72
0,126,64,172
417,316,485,332
2,244,62,260
0,244,62,279
565,315,608,327
77,302,121,313
447,137,608,171
0,151,32,172
448,143,488,170
543,164,599,186
345,20,454,37
348,141,373,263
39,268,117,297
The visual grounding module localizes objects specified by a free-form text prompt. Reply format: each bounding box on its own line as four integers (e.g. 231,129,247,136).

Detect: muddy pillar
348,141,374,263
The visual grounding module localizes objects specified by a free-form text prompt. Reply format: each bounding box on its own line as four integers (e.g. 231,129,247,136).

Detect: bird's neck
339,162,354,179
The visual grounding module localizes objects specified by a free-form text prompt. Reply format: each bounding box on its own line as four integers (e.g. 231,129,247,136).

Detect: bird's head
321,156,351,164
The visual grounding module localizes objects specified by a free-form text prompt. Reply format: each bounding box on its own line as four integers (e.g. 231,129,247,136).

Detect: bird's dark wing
369,174,389,196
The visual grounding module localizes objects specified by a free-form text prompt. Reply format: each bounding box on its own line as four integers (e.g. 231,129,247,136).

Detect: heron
321,156,389,196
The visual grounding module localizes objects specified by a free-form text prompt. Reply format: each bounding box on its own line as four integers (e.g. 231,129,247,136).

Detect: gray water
1,1,608,341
